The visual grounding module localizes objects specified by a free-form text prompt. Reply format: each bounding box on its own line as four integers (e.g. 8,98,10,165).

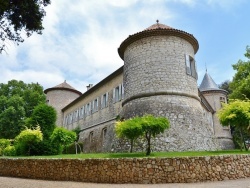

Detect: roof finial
205,63,207,73
156,19,159,24
64,80,66,83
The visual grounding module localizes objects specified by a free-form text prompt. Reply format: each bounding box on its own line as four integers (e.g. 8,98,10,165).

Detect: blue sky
0,0,250,92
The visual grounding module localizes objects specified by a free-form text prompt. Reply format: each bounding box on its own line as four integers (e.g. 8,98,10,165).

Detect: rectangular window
85,103,90,116
185,54,198,79
81,106,85,118
92,98,98,113
64,115,68,125
101,92,109,108
113,84,122,103
74,110,78,122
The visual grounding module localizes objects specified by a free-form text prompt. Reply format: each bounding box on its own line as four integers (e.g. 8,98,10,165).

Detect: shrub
15,126,43,155
3,145,16,156
50,127,76,153
0,139,11,155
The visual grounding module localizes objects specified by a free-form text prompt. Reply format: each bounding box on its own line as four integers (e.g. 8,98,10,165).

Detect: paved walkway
1,177,250,188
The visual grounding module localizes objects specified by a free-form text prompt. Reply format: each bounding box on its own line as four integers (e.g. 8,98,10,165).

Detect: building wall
121,35,219,151
201,91,234,149
62,70,123,152
46,90,80,126
123,36,198,101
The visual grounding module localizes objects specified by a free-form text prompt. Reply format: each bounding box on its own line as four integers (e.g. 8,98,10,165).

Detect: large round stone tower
118,21,219,151
44,81,82,126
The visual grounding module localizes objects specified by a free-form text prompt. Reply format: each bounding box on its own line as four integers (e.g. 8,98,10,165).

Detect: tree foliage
219,80,231,94
0,80,46,139
50,127,76,153
229,46,250,99
0,0,51,53
217,99,250,151
27,103,56,139
0,138,11,155
116,117,143,153
115,114,170,155
15,126,43,155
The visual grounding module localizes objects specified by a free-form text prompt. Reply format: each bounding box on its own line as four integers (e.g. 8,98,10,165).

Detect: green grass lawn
2,150,250,159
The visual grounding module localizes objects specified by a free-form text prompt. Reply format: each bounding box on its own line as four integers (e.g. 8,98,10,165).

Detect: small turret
199,72,234,149
44,80,82,126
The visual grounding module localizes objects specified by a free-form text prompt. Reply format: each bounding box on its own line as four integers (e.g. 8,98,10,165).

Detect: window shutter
113,88,115,103
85,104,88,115
119,84,122,101
92,101,94,113
101,95,103,109
96,98,98,111
194,60,198,80
121,83,124,99
185,54,191,75
106,92,109,107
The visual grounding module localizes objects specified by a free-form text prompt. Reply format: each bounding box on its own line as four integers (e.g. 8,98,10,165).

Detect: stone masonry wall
120,95,219,151
0,155,250,183
123,36,198,100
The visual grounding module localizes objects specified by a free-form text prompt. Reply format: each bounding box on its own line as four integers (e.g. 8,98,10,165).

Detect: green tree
116,117,143,153
50,127,76,153
219,80,231,94
28,104,56,139
115,114,170,155
229,46,250,99
0,139,11,155
0,80,46,139
15,126,43,155
0,95,25,138
0,0,51,53
217,99,250,151
140,115,170,155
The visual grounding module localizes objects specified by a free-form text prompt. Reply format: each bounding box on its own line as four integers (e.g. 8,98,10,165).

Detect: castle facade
44,22,234,152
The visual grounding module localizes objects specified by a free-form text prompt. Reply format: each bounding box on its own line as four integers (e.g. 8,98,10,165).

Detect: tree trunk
130,139,134,153
240,127,248,151
145,131,151,156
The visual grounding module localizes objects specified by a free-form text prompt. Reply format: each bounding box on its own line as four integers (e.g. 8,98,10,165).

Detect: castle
44,22,234,152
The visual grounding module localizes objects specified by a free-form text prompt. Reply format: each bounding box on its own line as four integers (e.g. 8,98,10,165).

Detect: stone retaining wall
0,155,250,184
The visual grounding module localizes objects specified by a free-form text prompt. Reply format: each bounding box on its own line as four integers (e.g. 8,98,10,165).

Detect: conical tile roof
144,22,172,30
118,20,199,60
44,80,82,95
199,72,220,91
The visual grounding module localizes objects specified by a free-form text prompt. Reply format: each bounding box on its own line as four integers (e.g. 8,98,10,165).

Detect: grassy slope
2,150,250,159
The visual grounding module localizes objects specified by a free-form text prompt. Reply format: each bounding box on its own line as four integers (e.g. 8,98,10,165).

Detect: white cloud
1,0,246,92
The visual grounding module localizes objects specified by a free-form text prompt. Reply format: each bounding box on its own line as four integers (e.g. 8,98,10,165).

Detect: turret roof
44,80,82,95
118,20,199,60
199,72,219,91
144,22,173,30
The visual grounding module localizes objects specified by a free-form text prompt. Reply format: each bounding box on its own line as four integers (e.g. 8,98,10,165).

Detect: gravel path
1,177,250,188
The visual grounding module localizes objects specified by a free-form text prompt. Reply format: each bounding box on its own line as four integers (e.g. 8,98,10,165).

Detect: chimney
86,84,93,90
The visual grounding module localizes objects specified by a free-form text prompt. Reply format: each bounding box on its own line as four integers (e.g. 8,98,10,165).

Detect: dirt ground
1,177,250,188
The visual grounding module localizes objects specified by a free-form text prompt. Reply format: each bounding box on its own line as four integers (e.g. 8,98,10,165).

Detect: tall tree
28,103,56,139
0,80,46,139
0,0,50,53
217,99,250,151
229,46,250,99
219,80,232,94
